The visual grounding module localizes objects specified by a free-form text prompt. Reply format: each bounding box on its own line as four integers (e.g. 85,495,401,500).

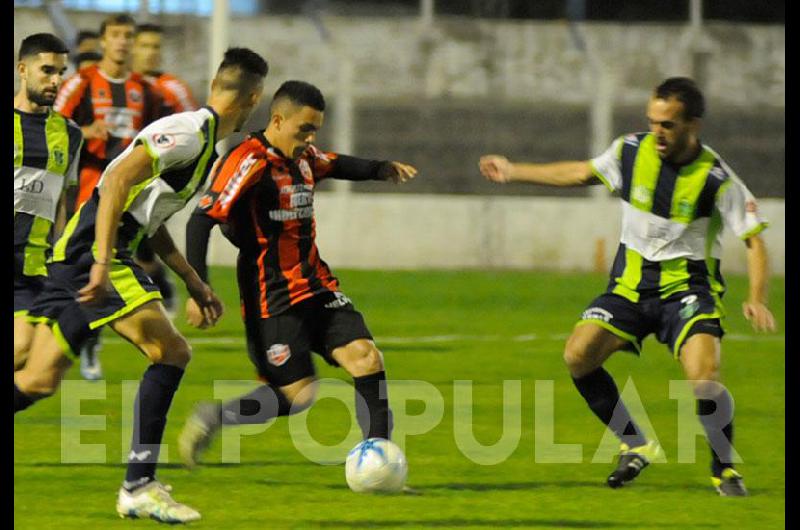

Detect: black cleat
712,468,748,497
607,441,661,489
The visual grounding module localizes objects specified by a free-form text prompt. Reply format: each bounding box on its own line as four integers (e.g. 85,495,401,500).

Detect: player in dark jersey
55,13,163,380
14,34,83,371
480,77,776,496
177,80,417,469
14,48,269,523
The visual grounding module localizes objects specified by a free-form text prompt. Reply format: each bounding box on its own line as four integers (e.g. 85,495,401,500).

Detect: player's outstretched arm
149,224,224,328
183,211,221,328
78,144,153,305
479,155,597,187
742,234,776,332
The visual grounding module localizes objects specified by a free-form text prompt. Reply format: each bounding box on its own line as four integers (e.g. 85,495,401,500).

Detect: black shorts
28,251,162,356
243,291,373,387
14,248,45,318
577,289,725,358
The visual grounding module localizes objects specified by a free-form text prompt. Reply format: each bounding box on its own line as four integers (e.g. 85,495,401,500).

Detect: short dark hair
76,30,99,46
99,13,136,36
270,80,326,113
654,77,705,120
214,47,269,93
19,33,69,61
72,51,102,68
136,23,163,35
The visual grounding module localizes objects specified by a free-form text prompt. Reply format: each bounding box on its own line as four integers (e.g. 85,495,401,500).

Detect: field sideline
14,268,785,529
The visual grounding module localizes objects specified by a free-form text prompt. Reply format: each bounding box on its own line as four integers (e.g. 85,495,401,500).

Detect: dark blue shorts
577,289,725,358
14,248,45,318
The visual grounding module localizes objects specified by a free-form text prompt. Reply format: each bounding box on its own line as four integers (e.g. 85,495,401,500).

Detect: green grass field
14,268,785,529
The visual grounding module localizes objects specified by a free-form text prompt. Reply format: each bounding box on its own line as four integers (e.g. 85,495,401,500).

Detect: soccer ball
345,438,407,493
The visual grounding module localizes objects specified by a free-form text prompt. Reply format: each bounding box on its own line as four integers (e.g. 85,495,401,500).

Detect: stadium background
13,0,785,273
14,2,785,529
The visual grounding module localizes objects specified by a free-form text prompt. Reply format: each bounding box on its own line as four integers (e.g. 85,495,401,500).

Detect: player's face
647,96,698,163
281,105,324,159
101,24,135,64
132,32,162,73
19,52,68,107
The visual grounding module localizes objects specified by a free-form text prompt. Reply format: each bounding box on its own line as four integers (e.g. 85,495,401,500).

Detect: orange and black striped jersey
189,131,389,318
145,71,198,115
54,64,162,206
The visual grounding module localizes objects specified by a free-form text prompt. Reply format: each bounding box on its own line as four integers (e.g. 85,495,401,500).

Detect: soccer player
131,22,201,315
71,30,101,71
132,23,199,115
14,33,83,371
55,13,163,380
14,48,269,523
176,80,417,469
479,77,775,496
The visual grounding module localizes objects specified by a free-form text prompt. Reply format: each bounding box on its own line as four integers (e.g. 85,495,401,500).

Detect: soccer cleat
607,440,662,489
178,402,222,469
116,480,201,523
79,334,103,381
711,467,748,497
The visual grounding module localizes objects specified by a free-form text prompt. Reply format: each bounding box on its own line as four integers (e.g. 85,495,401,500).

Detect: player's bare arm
149,225,224,327
77,144,153,305
742,234,776,332
479,155,598,187
80,119,109,140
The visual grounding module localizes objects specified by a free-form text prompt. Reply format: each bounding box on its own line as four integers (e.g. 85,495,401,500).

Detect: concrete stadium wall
166,194,785,275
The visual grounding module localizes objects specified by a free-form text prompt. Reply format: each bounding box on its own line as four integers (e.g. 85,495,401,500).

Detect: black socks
572,367,648,448
354,371,393,440
124,364,184,491
220,384,292,425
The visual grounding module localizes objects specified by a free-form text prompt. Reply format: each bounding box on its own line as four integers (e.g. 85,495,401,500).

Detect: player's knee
338,340,383,377
146,333,192,368
20,370,63,398
563,334,593,375
13,350,29,371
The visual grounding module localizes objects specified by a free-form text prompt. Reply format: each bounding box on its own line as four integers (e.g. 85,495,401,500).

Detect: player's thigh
245,308,316,387
109,300,191,367
14,323,73,396
564,323,629,376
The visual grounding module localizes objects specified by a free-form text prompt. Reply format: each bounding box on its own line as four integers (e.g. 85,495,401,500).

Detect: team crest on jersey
128,88,142,103
631,185,652,205
676,199,693,218
297,159,313,181
53,149,65,166
266,344,291,366
152,133,176,148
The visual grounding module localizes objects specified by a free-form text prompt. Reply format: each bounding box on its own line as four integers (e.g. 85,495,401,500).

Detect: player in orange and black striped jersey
176,80,418,469
55,13,162,209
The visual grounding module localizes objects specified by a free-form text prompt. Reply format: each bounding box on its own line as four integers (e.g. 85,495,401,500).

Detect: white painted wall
166,194,785,276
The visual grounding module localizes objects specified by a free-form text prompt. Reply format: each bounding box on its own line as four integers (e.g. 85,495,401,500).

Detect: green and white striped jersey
14,108,83,277
590,132,768,302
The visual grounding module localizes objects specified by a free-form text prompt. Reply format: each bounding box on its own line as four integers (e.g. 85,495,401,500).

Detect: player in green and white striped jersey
14,33,83,371
480,77,776,496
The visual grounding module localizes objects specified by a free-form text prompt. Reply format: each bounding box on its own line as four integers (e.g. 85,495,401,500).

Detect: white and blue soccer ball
345,438,408,493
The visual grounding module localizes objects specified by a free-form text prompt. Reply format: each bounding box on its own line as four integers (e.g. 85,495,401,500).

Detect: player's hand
479,155,512,183
382,161,418,184
742,300,776,332
185,276,224,328
77,262,111,305
81,120,109,141
185,298,211,329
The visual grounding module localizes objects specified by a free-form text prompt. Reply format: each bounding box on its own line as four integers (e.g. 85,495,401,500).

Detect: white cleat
79,337,103,381
116,481,201,524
